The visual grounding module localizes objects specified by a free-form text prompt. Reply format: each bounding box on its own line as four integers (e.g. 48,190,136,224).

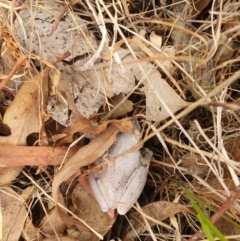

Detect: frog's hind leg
88,173,110,213
117,165,149,215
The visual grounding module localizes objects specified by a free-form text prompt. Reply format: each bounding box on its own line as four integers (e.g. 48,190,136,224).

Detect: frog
88,121,153,215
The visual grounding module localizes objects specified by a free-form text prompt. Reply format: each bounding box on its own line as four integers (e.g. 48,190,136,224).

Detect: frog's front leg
88,171,110,213
117,148,153,215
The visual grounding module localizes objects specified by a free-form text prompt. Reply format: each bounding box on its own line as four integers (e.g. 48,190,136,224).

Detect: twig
40,51,71,75
187,185,240,241
48,2,72,36
0,146,79,167
51,51,71,66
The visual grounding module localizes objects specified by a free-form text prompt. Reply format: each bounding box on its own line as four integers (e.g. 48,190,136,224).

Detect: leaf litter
0,0,240,240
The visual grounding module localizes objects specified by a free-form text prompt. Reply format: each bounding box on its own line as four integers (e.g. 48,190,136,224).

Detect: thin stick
52,51,71,66
0,146,79,167
48,2,72,36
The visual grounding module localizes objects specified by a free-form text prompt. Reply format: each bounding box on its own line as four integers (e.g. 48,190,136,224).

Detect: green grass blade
191,201,228,241
184,187,240,229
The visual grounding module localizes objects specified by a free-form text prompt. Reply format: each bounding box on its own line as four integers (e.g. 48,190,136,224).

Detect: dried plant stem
12,0,26,22
0,55,26,91
80,0,107,70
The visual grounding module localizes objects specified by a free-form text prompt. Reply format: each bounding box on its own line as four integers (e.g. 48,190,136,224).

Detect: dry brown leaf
0,146,79,167
2,186,33,241
216,37,237,62
0,52,69,187
22,217,43,241
57,117,133,145
41,208,67,235
107,93,133,118
69,183,115,241
52,120,133,203
0,21,27,65
0,67,50,183
0,69,49,146
0,56,27,91
40,201,67,236
122,201,193,241
0,167,22,184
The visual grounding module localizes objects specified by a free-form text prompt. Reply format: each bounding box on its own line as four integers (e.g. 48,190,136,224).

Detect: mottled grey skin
88,122,153,215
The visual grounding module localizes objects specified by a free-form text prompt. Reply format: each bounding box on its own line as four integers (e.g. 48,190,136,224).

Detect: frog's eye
142,161,149,168
140,148,153,166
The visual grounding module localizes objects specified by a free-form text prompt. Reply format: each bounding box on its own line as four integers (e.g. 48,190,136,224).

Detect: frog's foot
107,209,115,219
79,176,116,218
78,175,93,195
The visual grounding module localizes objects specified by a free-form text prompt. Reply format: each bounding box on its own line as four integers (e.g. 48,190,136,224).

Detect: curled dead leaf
69,183,115,241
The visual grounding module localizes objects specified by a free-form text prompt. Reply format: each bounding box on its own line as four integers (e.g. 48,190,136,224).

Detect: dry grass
1,0,240,240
